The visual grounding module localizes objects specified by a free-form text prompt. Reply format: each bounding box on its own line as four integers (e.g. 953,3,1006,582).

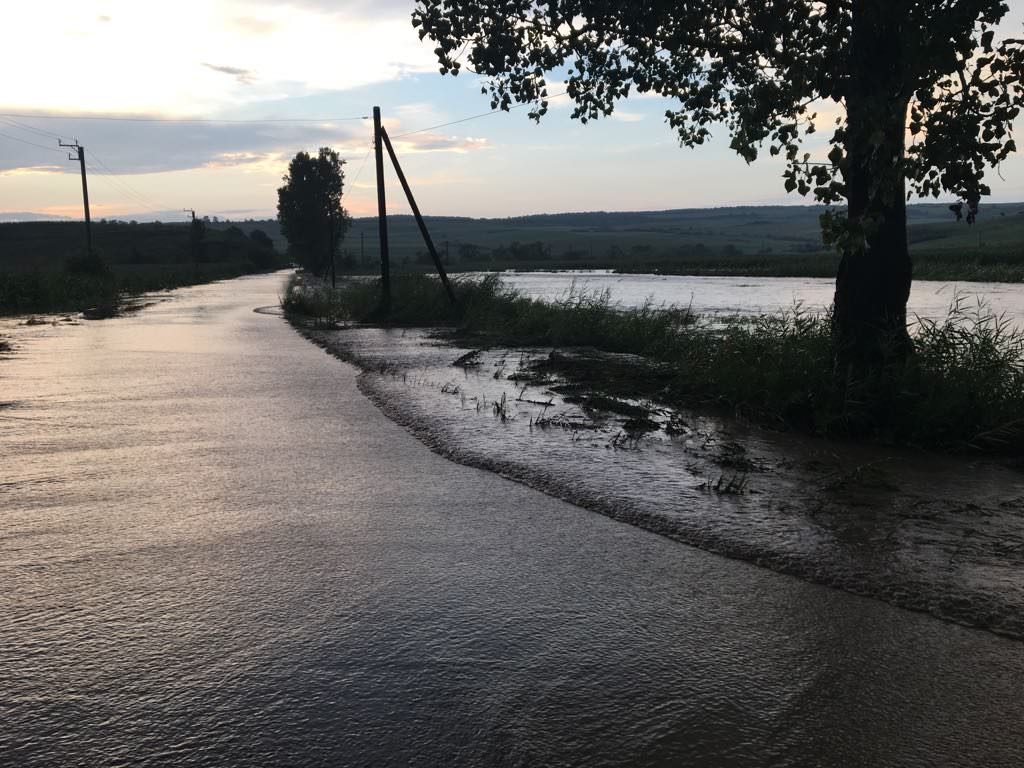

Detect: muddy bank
295,320,1024,639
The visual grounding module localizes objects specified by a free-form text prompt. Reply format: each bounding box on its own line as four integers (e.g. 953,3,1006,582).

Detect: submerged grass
284,272,1024,454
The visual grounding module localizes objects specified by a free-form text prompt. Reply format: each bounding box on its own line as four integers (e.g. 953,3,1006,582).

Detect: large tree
277,147,351,280
413,0,1024,370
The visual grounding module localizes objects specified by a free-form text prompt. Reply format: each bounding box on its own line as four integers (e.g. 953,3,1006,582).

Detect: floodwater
3,272,1024,766
489,270,1024,322
309,325,1024,639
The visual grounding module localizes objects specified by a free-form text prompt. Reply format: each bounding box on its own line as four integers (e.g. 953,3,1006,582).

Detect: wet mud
298,320,1024,639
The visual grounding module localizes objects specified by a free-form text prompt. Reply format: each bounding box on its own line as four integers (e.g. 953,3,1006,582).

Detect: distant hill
192,203,1024,269
7,203,1024,280
0,212,72,223
334,203,1024,268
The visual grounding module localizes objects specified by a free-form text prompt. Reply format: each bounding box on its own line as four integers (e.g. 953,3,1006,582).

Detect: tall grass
283,272,694,352
284,273,1024,452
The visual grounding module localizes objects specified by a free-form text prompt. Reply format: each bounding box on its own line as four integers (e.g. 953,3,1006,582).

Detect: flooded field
485,270,1024,322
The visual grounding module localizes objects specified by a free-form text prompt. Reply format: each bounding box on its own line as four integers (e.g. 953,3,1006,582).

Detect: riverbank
283,273,1024,638
284,272,1024,455
286,304,1024,640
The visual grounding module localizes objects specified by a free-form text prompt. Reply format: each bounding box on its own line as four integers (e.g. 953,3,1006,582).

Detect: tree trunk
832,1,912,374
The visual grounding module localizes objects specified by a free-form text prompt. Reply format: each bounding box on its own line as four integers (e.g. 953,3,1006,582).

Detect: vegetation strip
284,272,1024,456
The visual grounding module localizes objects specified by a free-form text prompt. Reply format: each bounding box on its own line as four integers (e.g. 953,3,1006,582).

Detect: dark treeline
323,203,1024,280
0,220,287,314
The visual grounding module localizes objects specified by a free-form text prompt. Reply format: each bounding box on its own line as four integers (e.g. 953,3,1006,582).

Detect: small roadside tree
277,147,351,283
413,0,1024,372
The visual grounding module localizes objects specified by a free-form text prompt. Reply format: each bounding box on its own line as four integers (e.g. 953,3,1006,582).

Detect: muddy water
306,325,1024,640
3,273,1024,766
485,270,1024,321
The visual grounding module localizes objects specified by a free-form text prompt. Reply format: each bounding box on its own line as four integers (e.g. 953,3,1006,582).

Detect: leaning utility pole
378,123,456,304
373,107,391,312
60,140,92,255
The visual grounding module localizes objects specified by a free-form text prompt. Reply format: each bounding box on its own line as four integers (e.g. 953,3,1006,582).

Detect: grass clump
284,272,1024,453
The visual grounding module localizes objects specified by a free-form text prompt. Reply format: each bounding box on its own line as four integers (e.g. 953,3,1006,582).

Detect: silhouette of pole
184,209,198,269
378,126,456,305
61,141,92,255
361,231,365,264
373,107,390,312
329,213,337,288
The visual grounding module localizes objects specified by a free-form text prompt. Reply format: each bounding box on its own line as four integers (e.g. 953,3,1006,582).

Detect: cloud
393,133,490,153
611,111,645,123
0,165,65,177
202,63,257,85
1,1,439,116
231,16,278,36
0,111,372,175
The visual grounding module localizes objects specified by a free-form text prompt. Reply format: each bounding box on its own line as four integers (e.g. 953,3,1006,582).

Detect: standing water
2,272,1023,766
488,270,1024,322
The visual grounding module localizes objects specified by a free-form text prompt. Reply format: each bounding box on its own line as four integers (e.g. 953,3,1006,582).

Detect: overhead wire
347,145,373,190
0,128,68,155
0,115,65,141
85,162,173,217
86,148,178,214
3,93,574,219
390,91,568,139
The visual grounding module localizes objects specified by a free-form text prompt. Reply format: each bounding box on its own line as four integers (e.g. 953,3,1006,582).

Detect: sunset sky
3,0,1024,222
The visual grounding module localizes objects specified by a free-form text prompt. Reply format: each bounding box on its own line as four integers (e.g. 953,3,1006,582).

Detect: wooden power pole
184,209,199,270
373,107,391,312
60,140,92,255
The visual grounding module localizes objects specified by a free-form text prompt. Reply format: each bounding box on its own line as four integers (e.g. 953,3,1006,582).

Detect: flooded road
2,272,1024,766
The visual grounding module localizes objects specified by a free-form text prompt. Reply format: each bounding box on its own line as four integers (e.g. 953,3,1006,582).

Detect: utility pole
60,140,92,256
329,212,337,288
184,209,199,270
373,106,391,312
361,231,365,265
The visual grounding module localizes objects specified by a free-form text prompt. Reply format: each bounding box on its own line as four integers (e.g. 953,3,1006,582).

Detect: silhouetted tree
277,148,351,278
414,0,1024,371
249,229,273,249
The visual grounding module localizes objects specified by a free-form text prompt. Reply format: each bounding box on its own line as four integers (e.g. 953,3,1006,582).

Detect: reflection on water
2,273,1024,766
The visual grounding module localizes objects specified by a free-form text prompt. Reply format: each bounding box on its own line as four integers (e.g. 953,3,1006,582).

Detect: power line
0,115,65,141
347,145,373,190
0,128,67,155
85,163,167,216
390,91,568,139
87,148,177,213
0,111,369,124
